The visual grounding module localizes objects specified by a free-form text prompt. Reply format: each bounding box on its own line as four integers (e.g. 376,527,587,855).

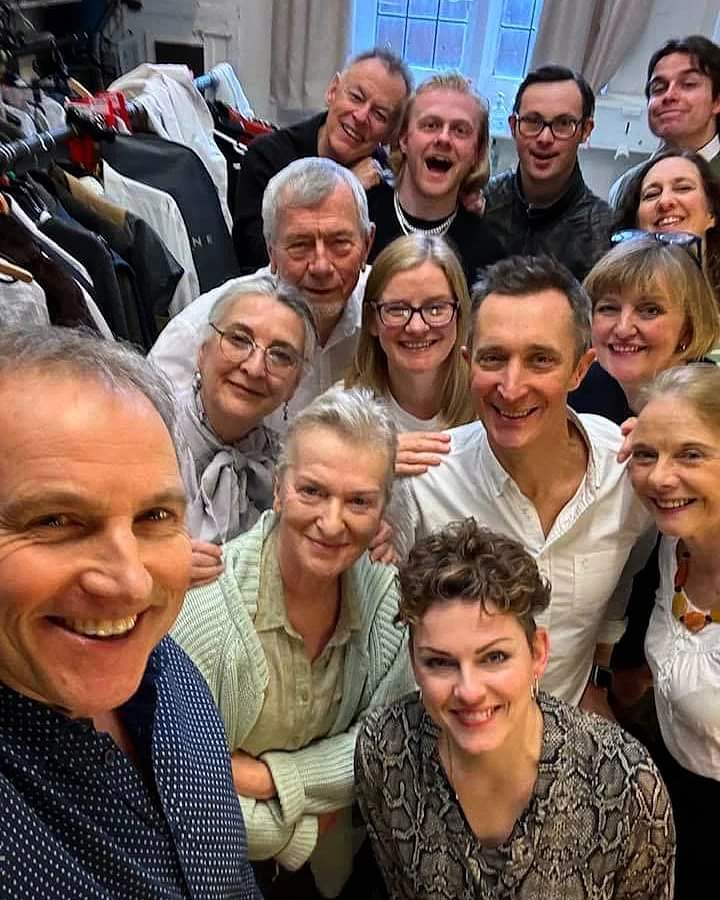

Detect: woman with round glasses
629,365,720,898
346,234,473,476
356,518,675,900
175,274,317,584
614,148,720,299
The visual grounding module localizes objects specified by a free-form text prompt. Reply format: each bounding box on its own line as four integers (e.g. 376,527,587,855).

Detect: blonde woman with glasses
346,233,473,476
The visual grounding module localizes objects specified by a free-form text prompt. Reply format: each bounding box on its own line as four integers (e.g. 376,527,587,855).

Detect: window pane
406,18,437,67
439,0,472,22
376,15,407,55
501,0,535,27
435,20,466,67
378,0,408,14
494,28,530,77
408,0,440,18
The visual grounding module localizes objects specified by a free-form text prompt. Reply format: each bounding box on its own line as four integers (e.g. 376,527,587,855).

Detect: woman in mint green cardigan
172,387,414,899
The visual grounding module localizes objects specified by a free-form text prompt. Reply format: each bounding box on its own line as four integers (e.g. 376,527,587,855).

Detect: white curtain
530,0,653,93
270,0,351,116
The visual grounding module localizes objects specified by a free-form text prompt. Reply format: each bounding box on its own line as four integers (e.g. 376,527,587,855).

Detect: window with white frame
351,0,544,135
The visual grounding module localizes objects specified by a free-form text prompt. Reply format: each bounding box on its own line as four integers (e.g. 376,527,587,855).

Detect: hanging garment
103,162,199,314
6,197,111,336
103,134,239,297
0,212,96,329
109,64,232,228
40,216,131,340
206,63,255,118
48,170,182,342
0,273,49,327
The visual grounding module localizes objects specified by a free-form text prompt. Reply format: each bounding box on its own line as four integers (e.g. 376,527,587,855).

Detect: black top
483,163,612,282
569,362,632,425
366,180,506,286
231,112,327,273
0,638,261,899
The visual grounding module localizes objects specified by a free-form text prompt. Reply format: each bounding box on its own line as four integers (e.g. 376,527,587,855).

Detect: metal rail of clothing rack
0,70,219,174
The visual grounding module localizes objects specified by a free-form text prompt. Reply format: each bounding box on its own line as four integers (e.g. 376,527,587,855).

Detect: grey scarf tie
177,384,279,544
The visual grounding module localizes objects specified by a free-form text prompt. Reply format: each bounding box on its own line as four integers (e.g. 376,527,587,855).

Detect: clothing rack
0,71,220,175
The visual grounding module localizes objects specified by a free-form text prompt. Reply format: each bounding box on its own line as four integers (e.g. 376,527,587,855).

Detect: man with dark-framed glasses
483,65,612,281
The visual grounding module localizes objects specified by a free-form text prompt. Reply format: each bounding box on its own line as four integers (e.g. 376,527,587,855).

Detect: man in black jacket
483,65,612,281
232,47,410,273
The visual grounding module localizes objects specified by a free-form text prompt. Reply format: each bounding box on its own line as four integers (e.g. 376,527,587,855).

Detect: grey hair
262,157,372,246
206,274,319,364
276,386,398,503
345,46,413,95
470,255,592,362
0,325,178,446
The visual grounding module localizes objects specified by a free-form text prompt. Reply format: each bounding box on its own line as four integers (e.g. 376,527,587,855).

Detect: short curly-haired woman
355,518,676,900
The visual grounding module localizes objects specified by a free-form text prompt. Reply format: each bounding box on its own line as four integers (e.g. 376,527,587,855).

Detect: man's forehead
473,290,574,339
651,52,706,80
342,57,405,92
412,89,481,124
517,80,583,115
277,187,362,236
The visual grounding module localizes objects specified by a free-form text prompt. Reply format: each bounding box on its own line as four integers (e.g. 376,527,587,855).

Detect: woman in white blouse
345,233,473,476
629,364,720,899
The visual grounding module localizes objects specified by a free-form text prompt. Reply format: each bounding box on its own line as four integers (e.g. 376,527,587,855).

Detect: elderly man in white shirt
150,157,374,434
392,255,654,714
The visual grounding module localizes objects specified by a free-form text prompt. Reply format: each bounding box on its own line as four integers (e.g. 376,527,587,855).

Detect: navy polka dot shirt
0,637,262,899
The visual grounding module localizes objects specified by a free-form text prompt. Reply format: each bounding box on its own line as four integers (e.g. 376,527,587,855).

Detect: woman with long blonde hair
346,233,473,475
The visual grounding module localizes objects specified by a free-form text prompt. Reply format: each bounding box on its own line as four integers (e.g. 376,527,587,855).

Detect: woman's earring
530,676,539,702
283,401,289,422
678,342,688,353
192,369,202,390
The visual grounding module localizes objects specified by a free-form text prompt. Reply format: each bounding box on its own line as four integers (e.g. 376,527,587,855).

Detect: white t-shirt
384,391,443,433
646,536,720,779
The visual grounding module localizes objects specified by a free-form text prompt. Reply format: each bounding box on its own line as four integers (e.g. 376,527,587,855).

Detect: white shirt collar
697,132,719,161
481,407,600,497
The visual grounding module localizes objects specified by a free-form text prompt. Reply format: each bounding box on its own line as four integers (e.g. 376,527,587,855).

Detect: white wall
123,0,276,117
123,0,720,198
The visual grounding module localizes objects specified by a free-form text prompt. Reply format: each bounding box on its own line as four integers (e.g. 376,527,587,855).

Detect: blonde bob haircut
389,71,490,195
584,239,720,363
345,234,474,428
637,364,720,429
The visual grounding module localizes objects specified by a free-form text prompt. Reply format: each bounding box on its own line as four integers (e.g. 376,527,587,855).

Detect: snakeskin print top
356,692,675,900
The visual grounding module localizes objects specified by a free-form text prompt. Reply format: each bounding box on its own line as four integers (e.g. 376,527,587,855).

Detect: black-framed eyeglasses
610,228,703,269
371,300,459,328
210,323,302,375
514,114,583,140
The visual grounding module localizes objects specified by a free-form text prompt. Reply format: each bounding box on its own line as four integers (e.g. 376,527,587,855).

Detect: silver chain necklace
393,191,458,238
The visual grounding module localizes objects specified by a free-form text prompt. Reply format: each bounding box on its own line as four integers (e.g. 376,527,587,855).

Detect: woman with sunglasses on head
345,234,473,476
629,365,720,898
356,518,675,900
569,239,720,742
174,274,317,586
570,238,719,425
614,148,720,299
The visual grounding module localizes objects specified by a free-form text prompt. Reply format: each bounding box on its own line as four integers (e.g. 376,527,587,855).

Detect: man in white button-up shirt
150,157,374,434
392,255,653,710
